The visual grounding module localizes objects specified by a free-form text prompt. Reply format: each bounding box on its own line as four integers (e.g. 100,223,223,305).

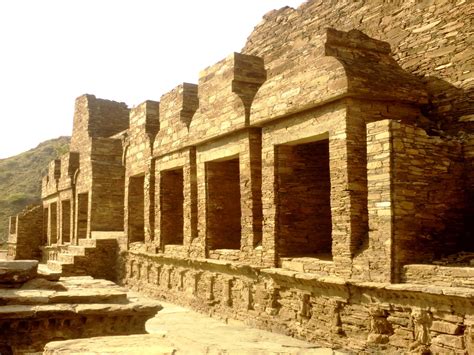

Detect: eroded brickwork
0,261,160,354
7,205,43,260
6,1,473,353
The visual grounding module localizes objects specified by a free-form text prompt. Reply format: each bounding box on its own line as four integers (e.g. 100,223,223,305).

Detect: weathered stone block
430,320,462,335
0,260,38,285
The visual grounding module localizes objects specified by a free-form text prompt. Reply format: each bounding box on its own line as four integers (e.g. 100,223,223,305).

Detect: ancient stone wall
70,94,129,151
242,0,473,133
6,1,473,353
90,138,125,232
40,95,128,245
124,100,159,246
188,53,266,141
7,205,43,260
111,3,473,351
364,119,468,281
391,121,467,271
121,252,474,354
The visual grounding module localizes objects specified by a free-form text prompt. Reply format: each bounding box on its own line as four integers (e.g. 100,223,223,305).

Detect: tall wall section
242,0,473,134
118,2,473,353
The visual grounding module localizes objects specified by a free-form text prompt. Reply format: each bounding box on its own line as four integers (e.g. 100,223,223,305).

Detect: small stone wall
7,205,43,260
0,261,160,354
120,251,474,354
402,264,474,289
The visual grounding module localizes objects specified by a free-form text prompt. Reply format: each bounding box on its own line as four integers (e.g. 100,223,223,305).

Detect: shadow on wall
422,77,474,255
422,76,474,135
354,76,474,261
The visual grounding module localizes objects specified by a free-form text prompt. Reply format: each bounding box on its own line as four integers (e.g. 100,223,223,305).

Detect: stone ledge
0,260,38,285
126,250,264,277
127,252,474,300
402,264,474,288
44,335,175,355
0,274,162,353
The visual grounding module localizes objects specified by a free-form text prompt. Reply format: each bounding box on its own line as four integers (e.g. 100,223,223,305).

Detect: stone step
78,238,97,248
47,260,66,273
37,263,61,281
65,245,87,256
90,231,124,239
45,237,118,280
0,260,38,285
57,253,76,264
0,287,129,305
47,260,88,277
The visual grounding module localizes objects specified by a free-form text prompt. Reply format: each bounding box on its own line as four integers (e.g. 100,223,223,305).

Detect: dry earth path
144,298,345,354
46,297,346,354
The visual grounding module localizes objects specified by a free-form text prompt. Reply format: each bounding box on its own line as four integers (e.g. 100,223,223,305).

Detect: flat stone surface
0,259,38,285
144,299,345,354
38,263,62,281
44,299,344,354
44,335,175,354
1,277,162,353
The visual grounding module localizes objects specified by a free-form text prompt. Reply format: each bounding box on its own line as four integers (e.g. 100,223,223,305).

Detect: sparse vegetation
0,136,70,244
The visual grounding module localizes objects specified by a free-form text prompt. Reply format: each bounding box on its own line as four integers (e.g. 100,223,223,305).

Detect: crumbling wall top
243,0,473,132
70,94,130,152
250,28,427,125
153,83,198,156
189,53,266,142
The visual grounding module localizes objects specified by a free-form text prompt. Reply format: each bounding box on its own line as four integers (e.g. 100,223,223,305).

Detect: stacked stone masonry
0,260,160,354
6,0,474,353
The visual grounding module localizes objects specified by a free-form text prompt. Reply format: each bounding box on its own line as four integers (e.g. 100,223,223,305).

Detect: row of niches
35,114,473,284
127,139,334,263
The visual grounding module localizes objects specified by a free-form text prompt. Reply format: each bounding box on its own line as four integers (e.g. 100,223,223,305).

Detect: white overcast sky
0,0,303,159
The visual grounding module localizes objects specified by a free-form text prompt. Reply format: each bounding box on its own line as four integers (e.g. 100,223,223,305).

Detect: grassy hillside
0,137,70,244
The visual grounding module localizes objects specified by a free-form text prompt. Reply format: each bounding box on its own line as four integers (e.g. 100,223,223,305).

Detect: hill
0,137,70,245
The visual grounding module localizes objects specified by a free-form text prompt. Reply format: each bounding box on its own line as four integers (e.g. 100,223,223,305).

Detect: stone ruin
5,0,474,353
0,260,160,353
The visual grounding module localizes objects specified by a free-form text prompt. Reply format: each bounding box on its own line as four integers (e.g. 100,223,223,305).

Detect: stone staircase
1,260,161,354
46,232,121,281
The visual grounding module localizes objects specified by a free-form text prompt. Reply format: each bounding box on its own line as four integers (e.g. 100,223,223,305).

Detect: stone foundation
0,260,161,354
120,252,474,354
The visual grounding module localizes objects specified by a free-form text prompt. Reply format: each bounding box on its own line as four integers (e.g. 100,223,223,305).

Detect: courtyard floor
144,297,345,354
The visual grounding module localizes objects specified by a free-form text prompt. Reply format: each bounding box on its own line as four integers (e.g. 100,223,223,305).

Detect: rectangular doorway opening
43,207,48,245
276,139,332,259
61,200,71,243
9,217,17,235
206,157,241,250
128,175,145,243
161,168,184,246
50,202,58,244
77,193,88,240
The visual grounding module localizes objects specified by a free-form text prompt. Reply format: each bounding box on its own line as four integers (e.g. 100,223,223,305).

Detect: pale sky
0,0,303,159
